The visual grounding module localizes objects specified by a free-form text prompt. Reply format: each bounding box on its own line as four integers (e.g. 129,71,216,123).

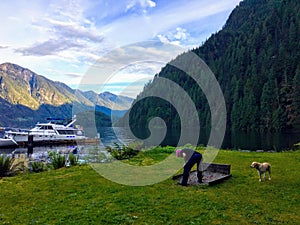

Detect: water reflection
99,127,135,147
99,127,300,151
223,131,300,151
1,128,299,158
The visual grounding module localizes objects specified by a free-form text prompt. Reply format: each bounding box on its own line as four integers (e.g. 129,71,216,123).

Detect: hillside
126,0,300,135
0,63,81,109
0,63,133,128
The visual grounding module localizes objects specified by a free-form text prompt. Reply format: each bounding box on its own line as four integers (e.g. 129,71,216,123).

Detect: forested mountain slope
126,0,300,133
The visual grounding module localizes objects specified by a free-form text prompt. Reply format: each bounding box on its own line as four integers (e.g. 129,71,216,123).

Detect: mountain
124,0,300,135
0,63,134,128
0,63,82,109
80,90,133,110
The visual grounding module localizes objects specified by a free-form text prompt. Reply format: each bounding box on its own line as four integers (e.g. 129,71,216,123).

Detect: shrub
106,142,139,160
127,141,143,151
0,155,24,177
48,151,66,169
30,161,47,173
68,154,78,166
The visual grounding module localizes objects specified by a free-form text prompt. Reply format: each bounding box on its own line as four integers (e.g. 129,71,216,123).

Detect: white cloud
126,0,156,12
157,27,190,46
44,19,104,42
76,41,184,98
102,0,240,46
174,27,188,40
16,39,83,56
0,0,241,97
48,0,89,23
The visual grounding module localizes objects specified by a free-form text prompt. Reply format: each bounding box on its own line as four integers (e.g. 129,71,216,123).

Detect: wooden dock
17,137,100,147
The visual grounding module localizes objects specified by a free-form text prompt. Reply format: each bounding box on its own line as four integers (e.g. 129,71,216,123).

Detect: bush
0,155,23,177
30,161,47,173
127,141,143,151
68,154,78,166
48,151,66,169
106,142,139,160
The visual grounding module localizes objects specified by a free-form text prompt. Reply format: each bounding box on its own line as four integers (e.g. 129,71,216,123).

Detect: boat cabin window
57,130,75,135
38,125,53,130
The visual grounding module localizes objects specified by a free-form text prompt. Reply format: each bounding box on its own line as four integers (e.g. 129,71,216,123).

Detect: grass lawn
0,148,299,224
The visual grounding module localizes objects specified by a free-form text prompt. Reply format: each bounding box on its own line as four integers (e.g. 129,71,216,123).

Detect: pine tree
289,66,300,129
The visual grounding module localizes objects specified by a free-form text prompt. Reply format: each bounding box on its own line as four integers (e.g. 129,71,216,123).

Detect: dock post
28,135,33,147
27,135,34,156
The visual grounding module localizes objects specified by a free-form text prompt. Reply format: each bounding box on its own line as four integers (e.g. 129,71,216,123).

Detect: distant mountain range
0,62,134,128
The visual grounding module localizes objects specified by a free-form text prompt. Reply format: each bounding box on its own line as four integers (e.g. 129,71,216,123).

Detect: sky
0,0,241,98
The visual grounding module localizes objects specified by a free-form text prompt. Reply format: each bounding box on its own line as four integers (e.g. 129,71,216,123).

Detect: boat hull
10,134,87,143
7,133,88,146
0,138,18,148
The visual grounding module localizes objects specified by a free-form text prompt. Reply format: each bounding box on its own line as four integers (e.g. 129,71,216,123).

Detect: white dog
250,162,271,182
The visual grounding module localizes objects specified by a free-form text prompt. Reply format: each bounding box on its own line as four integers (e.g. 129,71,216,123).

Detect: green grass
0,149,299,224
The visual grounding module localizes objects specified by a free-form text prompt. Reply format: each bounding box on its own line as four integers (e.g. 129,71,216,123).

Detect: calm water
222,131,300,151
99,127,300,151
1,127,299,156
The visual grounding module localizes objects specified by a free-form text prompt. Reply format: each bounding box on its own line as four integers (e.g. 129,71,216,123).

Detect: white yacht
5,116,87,144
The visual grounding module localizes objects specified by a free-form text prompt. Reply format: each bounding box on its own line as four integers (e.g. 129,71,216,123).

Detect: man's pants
181,153,202,185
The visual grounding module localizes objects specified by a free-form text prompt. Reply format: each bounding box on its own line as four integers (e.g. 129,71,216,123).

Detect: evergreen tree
289,66,300,129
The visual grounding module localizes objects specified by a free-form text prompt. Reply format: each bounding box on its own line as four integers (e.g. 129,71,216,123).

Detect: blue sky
0,0,241,97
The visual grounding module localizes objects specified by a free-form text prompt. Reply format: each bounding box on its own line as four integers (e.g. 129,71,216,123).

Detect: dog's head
250,162,259,168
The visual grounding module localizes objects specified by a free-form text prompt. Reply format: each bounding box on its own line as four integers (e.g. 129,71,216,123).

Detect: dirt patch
173,163,232,186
